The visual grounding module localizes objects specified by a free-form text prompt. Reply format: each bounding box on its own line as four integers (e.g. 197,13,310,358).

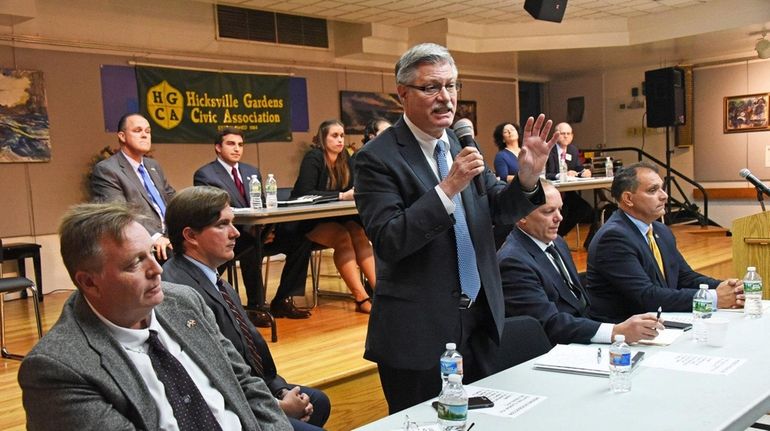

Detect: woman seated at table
292,119,375,313
492,121,522,249
493,121,522,183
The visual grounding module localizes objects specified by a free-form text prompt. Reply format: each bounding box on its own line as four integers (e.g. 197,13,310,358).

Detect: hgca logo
147,80,183,129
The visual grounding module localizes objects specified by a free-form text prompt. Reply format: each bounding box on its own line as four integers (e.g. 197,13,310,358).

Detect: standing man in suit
587,162,743,322
498,183,662,345
19,203,291,431
354,43,558,413
545,122,593,238
162,186,330,431
91,113,176,261
193,127,313,321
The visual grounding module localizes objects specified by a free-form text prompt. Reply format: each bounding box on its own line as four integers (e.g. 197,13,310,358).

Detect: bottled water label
745,281,762,293
440,358,462,376
693,298,712,317
610,351,631,367
437,402,467,423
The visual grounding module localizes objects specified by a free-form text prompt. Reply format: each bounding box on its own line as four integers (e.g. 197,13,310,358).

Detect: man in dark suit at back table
586,161,744,323
194,127,313,323
544,122,594,239
90,113,176,261
354,42,558,414
162,186,330,431
498,182,662,346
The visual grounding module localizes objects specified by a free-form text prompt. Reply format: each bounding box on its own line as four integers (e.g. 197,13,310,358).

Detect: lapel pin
186,319,197,328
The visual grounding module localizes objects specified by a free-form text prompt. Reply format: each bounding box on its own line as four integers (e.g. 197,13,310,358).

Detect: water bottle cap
748,266,756,272
614,334,625,342
445,342,456,350
447,374,462,383
268,173,274,178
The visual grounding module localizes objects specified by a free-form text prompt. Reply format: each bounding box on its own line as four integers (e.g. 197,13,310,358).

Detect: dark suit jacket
161,256,291,397
545,144,584,180
353,117,544,370
498,228,600,345
18,283,291,431
586,210,720,322
291,148,352,199
91,151,176,236
194,159,260,208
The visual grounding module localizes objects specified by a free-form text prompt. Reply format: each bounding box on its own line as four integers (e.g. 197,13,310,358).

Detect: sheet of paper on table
641,351,746,375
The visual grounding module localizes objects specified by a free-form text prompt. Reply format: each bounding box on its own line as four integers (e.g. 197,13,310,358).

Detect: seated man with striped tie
499,182,662,345
586,162,743,323
162,186,330,431
91,113,176,261
19,203,291,431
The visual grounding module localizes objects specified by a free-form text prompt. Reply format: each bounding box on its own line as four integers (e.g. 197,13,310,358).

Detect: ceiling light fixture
756,32,770,59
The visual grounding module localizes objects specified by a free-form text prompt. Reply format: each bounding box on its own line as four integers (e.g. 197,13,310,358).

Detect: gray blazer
18,283,292,431
90,151,176,236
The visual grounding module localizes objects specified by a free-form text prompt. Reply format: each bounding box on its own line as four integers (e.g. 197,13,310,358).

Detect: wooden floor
0,224,734,431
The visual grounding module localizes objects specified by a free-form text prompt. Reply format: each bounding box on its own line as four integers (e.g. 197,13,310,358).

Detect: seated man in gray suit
91,113,176,261
193,127,313,322
498,183,662,345
162,186,330,431
18,203,291,431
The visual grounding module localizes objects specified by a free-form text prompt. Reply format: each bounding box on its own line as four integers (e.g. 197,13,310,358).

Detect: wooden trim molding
692,188,759,200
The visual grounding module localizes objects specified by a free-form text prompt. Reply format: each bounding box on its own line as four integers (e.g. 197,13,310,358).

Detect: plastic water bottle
693,283,712,343
439,343,463,385
249,175,262,210
744,266,763,319
265,174,278,209
605,157,614,178
437,374,467,431
558,157,568,181
609,334,631,393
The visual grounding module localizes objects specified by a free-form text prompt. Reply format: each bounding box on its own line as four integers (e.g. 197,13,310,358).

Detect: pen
597,347,602,364
656,306,663,330
467,423,475,431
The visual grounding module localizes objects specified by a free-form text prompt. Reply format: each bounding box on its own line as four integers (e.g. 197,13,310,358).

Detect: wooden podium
732,211,770,298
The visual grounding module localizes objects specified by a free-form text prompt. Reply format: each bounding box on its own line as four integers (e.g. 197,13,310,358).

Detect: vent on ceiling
216,5,328,48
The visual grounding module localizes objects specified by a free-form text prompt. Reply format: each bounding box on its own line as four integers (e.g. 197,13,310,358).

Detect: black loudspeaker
524,0,568,23
644,67,685,127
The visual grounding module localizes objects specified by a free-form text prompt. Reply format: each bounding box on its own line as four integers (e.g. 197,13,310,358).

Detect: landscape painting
0,69,51,162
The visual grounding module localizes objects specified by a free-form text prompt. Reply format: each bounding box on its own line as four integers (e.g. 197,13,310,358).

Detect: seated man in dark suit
587,162,743,323
499,183,662,345
193,127,313,321
19,203,290,431
90,113,176,261
544,122,593,239
162,186,330,431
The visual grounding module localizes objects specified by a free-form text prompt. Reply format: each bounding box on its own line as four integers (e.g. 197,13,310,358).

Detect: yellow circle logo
146,80,183,130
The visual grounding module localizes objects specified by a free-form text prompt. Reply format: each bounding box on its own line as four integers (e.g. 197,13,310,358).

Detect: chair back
487,316,552,375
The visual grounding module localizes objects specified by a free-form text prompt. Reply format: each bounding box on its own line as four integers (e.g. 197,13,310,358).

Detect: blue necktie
434,140,481,300
138,163,167,217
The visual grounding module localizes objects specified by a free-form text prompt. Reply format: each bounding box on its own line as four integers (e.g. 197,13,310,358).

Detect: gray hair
611,161,659,200
59,203,143,284
395,43,458,85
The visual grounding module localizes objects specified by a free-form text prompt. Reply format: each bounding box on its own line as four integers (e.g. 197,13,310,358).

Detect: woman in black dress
291,119,375,313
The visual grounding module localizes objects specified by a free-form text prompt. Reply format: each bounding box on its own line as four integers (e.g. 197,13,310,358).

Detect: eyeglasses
404,81,462,96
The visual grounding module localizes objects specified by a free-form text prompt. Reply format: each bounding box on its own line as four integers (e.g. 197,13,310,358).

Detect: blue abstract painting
0,69,51,162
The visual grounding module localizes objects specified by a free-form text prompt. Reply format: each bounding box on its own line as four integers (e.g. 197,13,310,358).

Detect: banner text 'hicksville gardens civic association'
136,66,291,143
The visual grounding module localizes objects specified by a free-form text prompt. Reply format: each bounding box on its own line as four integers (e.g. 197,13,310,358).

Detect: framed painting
453,100,477,131
724,93,769,133
339,91,403,135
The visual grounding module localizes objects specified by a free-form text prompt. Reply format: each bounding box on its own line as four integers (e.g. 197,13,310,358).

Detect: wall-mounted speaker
524,0,568,23
644,67,686,128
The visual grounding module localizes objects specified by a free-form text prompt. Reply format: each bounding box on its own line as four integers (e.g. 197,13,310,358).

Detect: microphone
452,118,486,196
739,168,770,196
